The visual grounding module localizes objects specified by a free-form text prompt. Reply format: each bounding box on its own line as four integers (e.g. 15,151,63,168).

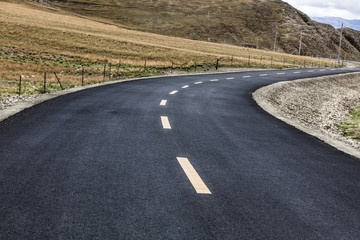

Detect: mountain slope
34,0,360,61
1,1,334,96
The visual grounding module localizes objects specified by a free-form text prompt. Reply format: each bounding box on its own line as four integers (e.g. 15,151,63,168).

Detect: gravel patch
253,72,360,159
0,95,41,110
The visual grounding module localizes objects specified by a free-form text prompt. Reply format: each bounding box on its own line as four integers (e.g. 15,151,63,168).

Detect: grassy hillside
37,0,360,61
0,1,332,96
29,0,285,49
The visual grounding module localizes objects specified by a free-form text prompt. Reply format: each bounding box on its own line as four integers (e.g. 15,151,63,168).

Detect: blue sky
283,0,360,20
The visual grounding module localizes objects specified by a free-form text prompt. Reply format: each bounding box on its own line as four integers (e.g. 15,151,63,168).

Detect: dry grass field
0,1,334,96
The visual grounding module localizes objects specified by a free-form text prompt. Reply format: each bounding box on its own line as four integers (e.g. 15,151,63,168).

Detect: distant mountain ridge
312,17,360,31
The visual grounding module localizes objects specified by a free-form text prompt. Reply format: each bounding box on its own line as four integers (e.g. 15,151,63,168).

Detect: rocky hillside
30,0,360,61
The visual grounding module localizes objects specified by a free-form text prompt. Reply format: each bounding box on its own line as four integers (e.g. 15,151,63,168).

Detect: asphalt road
1,68,360,239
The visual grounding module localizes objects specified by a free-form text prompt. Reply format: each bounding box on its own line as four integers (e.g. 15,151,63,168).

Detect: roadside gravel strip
253,72,360,159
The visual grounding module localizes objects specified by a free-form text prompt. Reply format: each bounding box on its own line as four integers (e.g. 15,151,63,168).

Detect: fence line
4,56,340,97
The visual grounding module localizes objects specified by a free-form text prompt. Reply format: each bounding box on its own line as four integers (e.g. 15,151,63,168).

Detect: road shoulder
253,72,360,159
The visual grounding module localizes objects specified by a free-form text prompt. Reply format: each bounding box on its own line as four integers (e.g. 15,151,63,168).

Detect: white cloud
283,0,360,20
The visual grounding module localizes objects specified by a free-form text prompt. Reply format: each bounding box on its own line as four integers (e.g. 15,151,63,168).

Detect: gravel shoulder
253,72,360,159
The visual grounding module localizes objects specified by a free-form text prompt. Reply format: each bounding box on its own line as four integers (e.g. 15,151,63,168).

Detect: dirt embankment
253,72,360,159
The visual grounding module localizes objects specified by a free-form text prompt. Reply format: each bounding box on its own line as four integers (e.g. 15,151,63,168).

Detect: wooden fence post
103,64,106,81
82,66,84,86
43,72,47,93
109,63,112,81
54,72,64,90
216,58,219,70
18,75,22,96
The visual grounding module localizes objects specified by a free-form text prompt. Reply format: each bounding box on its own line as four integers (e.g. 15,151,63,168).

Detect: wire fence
0,56,340,97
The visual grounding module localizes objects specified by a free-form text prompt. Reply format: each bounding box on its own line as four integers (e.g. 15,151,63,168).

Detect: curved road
1,68,360,239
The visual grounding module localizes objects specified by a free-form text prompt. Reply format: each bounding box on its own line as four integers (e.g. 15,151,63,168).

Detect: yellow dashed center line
177,157,212,194
226,77,234,80
160,100,167,106
210,79,219,82
182,85,189,89
243,76,251,78
259,74,268,77
277,72,285,75
194,81,203,84
169,90,178,95
293,71,300,74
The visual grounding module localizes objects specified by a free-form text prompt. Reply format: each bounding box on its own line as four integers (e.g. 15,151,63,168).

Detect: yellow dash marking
161,116,171,129
226,77,234,80
277,72,285,75
259,74,268,77
294,71,300,74
194,81,203,84
169,90,178,95
160,100,167,106
210,79,219,82
243,76,251,78
177,157,212,194
182,85,189,89
331,69,336,71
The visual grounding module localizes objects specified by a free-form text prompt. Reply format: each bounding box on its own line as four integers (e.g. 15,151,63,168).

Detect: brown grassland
0,1,334,96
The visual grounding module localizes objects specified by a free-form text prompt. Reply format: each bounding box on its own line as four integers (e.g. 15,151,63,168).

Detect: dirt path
253,72,360,159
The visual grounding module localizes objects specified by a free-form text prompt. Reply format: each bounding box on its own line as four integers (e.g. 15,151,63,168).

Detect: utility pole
337,23,344,63
298,31,303,56
273,30,278,52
